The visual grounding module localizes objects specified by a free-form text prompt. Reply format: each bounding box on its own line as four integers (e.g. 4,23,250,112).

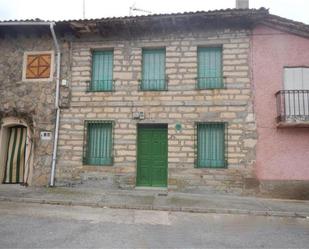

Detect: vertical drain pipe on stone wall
49,23,61,187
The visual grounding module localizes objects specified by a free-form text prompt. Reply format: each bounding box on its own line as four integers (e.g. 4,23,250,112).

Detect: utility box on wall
40,131,52,140
132,112,145,120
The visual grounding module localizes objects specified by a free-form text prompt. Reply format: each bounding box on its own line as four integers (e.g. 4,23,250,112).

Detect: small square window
22,51,54,81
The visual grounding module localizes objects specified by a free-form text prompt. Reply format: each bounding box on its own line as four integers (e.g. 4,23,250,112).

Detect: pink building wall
252,25,309,181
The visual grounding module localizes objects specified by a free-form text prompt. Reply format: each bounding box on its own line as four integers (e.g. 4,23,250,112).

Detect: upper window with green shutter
141,48,166,91
83,121,113,166
197,122,226,168
90,51,114,91
197,47,223,89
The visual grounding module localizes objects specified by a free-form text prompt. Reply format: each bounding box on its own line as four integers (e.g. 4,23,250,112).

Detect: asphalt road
0,201,308,248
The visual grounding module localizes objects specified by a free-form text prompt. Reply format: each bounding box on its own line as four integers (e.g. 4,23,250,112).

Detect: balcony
276,90,309,127
86,80,115,92
139,79,167,91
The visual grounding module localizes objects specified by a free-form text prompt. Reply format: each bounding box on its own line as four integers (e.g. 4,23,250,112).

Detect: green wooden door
137,125,167,187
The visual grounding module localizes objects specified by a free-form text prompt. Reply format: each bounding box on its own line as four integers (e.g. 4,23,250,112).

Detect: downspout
49,23,61,187
0,22,61,186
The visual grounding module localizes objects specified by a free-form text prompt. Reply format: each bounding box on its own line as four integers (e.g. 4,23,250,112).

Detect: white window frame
283,67,309,117
22,51,55,82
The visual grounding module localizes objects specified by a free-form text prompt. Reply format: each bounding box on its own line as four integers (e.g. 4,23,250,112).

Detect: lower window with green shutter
197,122,226,168
83,121,113,166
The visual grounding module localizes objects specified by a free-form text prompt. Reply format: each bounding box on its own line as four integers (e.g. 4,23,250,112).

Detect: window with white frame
283,67,309,117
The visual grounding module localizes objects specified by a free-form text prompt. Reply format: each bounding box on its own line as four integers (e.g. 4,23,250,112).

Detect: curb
0,196,308,219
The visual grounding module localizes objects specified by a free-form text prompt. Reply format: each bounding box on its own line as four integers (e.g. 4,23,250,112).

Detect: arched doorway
0,117,33,185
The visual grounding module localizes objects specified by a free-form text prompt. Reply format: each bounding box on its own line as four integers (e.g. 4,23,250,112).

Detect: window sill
195,86,225,90
86,90,114,93
195,161,228,169
138,89,168,92
195,166,227,169
83,157,113,166
22,78,54,82
83,164,114,167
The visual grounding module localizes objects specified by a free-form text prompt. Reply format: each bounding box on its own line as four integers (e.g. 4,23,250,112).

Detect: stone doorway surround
0,117,34,185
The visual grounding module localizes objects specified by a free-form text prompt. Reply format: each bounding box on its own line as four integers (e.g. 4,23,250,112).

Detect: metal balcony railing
139,79,167,91
276,90,309,122
196,76,224,89
86,80,115,92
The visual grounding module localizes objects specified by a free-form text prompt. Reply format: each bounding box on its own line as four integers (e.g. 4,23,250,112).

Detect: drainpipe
0,22,61,186
49,23,61,187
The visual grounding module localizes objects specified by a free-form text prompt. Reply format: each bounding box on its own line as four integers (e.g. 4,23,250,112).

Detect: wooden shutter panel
197,123,226,168
26,54,51,79
86,122,113,165
142,49,166,90
198,47,223,89
91,51,113,91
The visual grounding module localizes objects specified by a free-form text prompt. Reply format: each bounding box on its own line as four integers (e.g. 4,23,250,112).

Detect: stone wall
57,28,257,193
0,34,70,186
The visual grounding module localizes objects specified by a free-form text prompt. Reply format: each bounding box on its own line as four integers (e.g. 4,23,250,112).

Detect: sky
0,0,308,24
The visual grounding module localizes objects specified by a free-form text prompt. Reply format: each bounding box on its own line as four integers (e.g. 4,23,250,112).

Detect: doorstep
135,186,168,192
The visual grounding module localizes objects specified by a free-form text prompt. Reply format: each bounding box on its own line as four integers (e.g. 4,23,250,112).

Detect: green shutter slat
142,49,166,90
15,127,24,183
198,47,223,89
197,123,225,168
86,122,112,165
91,51,113,91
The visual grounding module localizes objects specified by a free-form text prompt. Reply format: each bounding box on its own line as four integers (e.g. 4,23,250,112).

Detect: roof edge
259,13,309,38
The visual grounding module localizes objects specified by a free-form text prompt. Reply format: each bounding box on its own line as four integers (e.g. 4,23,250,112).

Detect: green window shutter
91,51,113,91
197,47,223,89
197,123,226,168
142,48,166,90
85,121,113,165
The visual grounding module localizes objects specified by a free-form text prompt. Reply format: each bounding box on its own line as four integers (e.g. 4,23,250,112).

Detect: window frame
22,51,54,82
196,46,224,90
89,50,115,92
83,120,114,166
281,66,309,119
195,122,228,169
283,66,309,90
140,47,167,91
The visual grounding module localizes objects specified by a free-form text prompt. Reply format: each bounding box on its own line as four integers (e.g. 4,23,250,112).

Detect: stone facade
0,33,70,186
56,28,257,193
2,8,308,198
